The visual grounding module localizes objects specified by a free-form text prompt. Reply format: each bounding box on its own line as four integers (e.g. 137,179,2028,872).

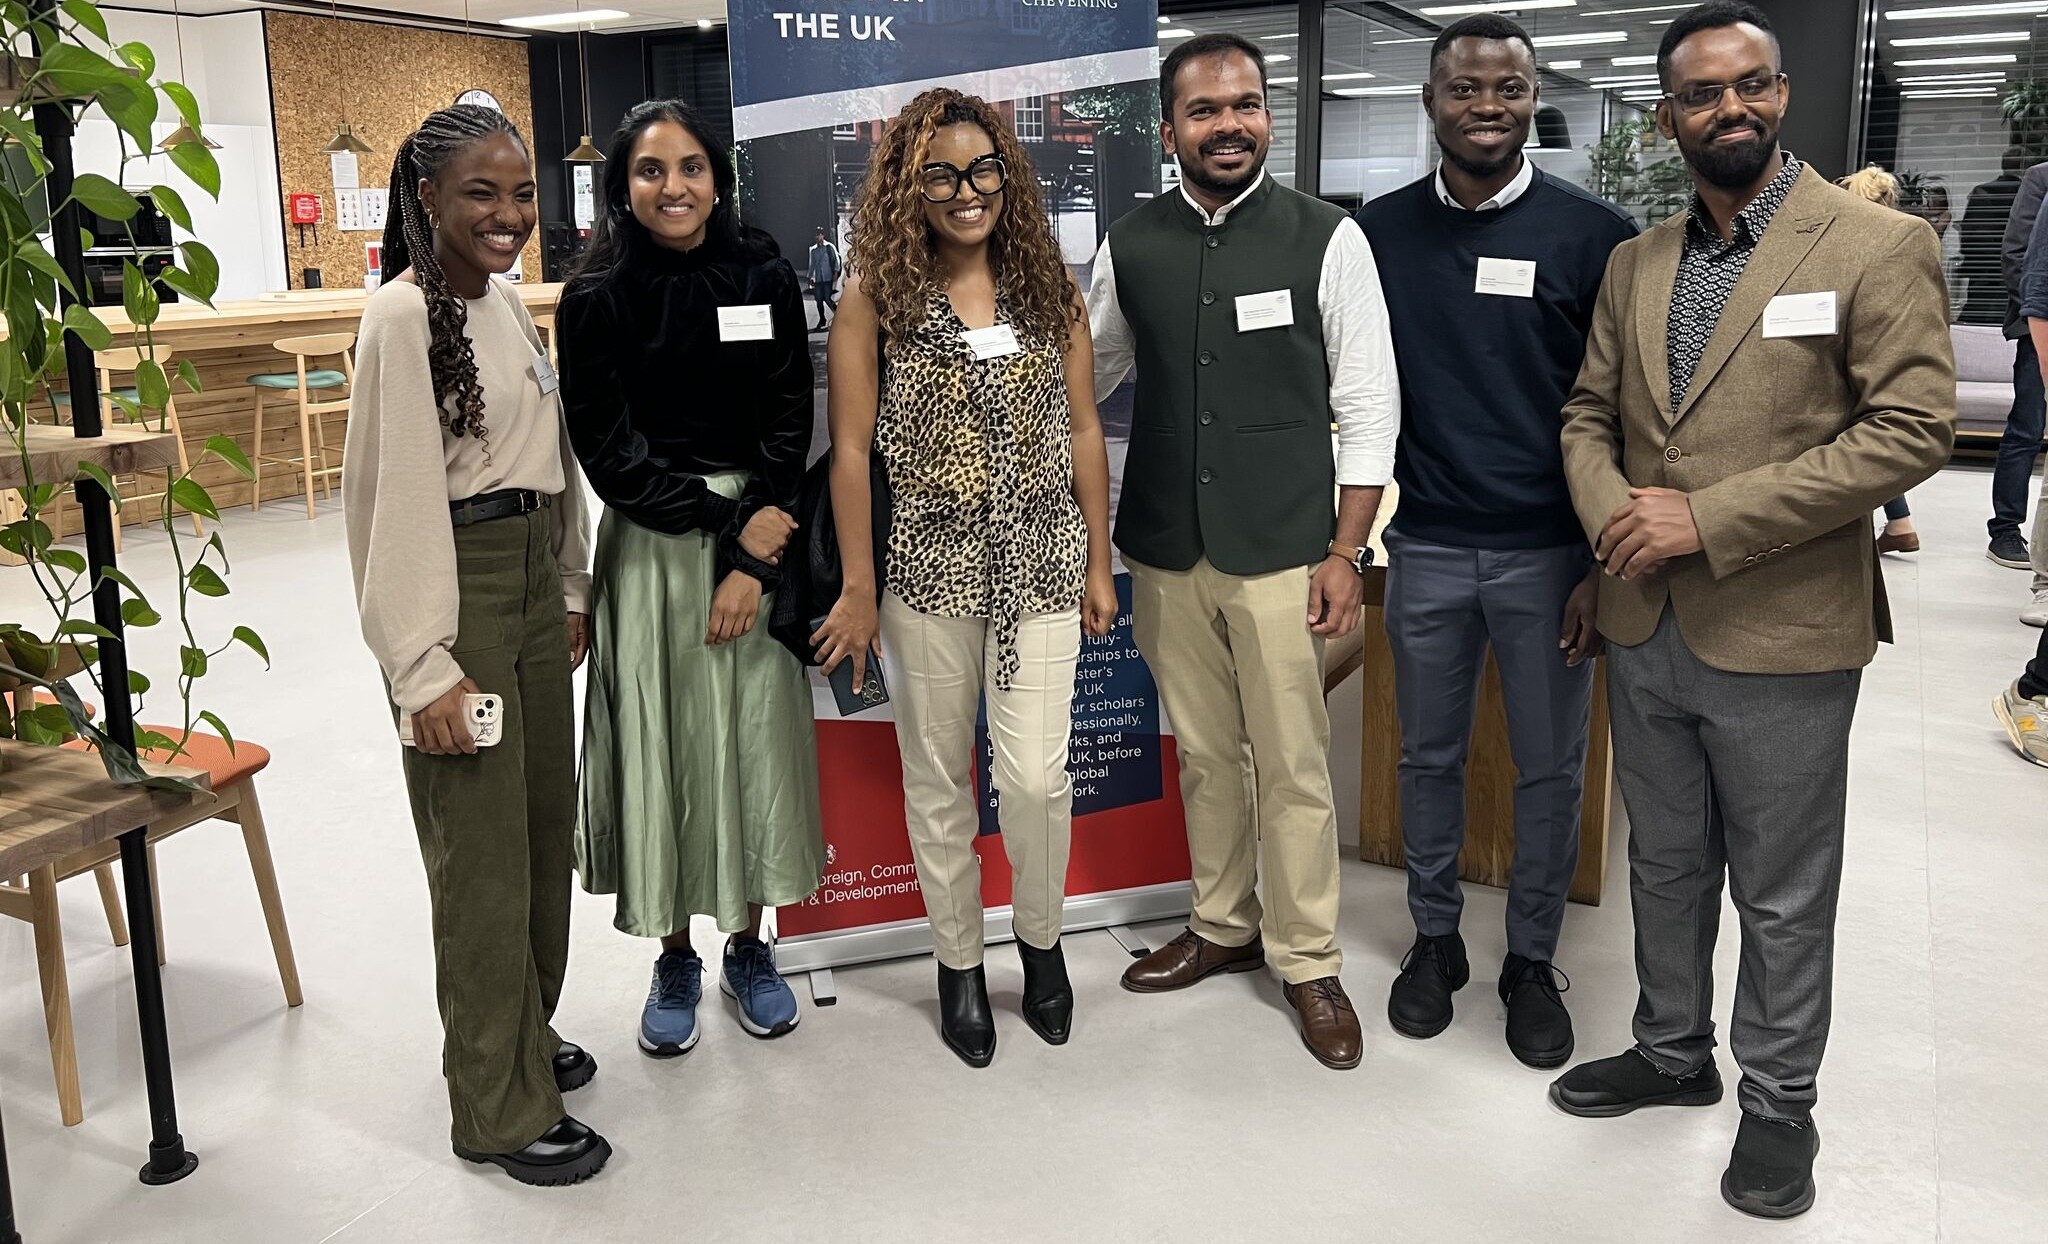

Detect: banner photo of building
726,0,1189,972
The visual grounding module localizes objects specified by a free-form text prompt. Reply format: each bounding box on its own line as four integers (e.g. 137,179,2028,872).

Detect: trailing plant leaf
121,597,160,627
42,547,86,574
36,42,130,98
77,461,120,509
149,184,191,232
179,645,207,679
231,625,268,666
69,172,138,221
157,266,212,307
127,669,150,695
62,303,112,350
203,433,253,479
170,476,218,520
94,72,158,150
187,563,228,597
61,0,107,43
0,114,50,176
121,259,160,326
197,709,234,754
165,139,220,198
135,357,169,412
177,240,218,301
114,41,153,76
56,618,114,640
161,80,201,133
174,357,201,394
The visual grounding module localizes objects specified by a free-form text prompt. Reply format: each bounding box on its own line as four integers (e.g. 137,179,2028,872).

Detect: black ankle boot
1017,939,1073,1045
937,963,996,1067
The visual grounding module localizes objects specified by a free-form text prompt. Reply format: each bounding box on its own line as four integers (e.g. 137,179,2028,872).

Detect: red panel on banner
780,719,1191,938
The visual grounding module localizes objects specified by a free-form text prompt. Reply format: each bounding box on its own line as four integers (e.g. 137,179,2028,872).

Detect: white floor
2,466,2043,1244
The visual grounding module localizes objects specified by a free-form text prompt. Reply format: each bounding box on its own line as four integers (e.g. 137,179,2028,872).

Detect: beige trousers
1126,556,1341,984
881,593,1082,970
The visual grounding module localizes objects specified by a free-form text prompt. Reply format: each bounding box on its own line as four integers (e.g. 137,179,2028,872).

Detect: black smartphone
827,653,889,715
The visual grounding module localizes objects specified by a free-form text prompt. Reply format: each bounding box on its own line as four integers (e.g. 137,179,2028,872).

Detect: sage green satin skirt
575,475,824,938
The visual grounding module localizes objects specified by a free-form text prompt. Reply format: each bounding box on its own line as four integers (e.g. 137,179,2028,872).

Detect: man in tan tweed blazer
1546,2,1954,1223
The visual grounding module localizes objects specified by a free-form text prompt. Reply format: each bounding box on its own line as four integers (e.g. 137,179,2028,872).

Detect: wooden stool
249,332,352,519
47,349,201,550
2,710,303,1126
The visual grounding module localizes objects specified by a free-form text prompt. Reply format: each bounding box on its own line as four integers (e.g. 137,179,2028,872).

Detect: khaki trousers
1127,556,1341,984
396,509,573,1154
881,594,1081,970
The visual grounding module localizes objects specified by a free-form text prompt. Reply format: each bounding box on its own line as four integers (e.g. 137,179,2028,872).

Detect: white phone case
399,693,503,748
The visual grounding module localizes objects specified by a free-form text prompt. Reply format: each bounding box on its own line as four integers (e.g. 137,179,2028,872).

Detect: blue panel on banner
729,0,1159,109
976,573,1162,834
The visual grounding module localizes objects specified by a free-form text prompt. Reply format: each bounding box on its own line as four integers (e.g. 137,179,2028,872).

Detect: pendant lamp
318,0,374,153
565,0,606,163
158,0,221,150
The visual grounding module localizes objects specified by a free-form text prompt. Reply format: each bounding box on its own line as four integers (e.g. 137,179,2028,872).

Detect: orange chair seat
61,727,270,788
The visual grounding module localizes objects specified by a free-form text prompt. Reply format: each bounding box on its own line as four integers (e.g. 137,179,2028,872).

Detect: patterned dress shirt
1666,153,1805,414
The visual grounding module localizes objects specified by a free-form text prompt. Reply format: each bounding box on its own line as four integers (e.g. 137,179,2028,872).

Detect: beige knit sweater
343,277,592,713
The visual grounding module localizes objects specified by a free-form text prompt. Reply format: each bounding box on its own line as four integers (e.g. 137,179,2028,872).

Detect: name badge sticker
529,352,559,395
1475,257,1537,298
1761,291,1838,339
961,324,1022,360
717,304,774,342
1235,288,1295,332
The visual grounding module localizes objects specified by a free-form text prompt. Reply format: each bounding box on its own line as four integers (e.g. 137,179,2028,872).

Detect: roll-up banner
729,0,1187,972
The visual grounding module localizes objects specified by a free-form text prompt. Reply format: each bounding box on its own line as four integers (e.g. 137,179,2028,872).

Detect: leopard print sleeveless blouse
875,288,1087,688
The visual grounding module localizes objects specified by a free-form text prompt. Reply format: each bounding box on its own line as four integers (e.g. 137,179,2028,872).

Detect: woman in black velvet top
557,99,823,1057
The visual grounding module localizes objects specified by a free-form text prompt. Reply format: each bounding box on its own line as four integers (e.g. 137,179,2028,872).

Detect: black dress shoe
937,963,996,1067
1388,931,1468,1038
453,1116,612,1186
553,1041,597,1094
1549,1047,1724,1117
1499,954,1574,1069
1017,938,1073,1045
1722,1111,1821,1219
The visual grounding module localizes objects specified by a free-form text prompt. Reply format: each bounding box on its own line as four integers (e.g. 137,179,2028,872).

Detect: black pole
1,1087,19,1244
1295,0,1323,200
28,3,198,1187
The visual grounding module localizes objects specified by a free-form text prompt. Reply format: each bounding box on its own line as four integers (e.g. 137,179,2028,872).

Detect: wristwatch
1328,541,1374,573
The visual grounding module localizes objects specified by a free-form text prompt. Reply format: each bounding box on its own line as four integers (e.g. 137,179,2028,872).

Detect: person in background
813,88,1118,1068
1902,181,1961,318
343,104,608,1186
1960,146,2028,326
557,99,822,1060
1991,158,2048,573
808,225,842,332
1991,171,2048,755
1356,13,1636,1070
1552,3,1953,1220
1088,33,1399,1071
1838,165,1923,555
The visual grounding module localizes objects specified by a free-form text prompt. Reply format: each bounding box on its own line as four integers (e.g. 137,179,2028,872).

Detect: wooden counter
32,283,562,533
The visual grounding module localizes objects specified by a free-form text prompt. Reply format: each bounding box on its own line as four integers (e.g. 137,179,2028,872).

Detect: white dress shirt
1433,156,1535,212
1086,171,1400,488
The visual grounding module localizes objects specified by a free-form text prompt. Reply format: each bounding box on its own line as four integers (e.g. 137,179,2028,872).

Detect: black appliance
81,191,179,309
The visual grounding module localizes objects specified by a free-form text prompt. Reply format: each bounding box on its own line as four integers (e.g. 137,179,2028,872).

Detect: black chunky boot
1017,939,1074,1045
937,963,996,1067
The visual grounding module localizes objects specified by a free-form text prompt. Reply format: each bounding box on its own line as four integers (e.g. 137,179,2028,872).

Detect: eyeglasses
1664,73,1784,116
920,154,1008,203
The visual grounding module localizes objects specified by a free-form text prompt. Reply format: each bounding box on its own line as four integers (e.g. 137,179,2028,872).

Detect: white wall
66,10,286,301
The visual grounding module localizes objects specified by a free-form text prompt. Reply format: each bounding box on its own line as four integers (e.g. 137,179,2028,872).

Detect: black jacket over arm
556,229,813,586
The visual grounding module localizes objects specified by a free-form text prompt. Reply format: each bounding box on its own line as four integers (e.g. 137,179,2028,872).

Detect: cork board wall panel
265,12,544,290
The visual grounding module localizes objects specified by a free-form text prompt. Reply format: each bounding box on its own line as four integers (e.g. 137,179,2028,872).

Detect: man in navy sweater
1355,13,1637,1069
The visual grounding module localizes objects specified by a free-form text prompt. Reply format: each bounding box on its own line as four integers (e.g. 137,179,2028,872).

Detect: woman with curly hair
557,100,822,1059
811,89,1119,1067
343,105,608,1184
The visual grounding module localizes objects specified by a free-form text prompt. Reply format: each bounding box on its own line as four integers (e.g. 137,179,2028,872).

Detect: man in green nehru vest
1087,32,1399,1069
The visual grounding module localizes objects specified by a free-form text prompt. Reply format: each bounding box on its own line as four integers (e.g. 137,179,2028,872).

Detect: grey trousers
1607,610,1861,1122
1385,533,1594,963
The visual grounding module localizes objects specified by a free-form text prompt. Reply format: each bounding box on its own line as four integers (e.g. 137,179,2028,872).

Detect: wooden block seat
3,710,302,1126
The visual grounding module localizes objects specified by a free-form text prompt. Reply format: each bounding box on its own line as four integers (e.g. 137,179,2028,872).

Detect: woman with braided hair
342,104,609,1186
556,99,823,1058
811,89,1118,1067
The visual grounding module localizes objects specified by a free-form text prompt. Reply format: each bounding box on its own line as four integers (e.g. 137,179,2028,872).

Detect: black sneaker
1722,1111,1821,1219
1989,531,2031,570
1388,932,1468,1039
1499,954,1573,1069
1549,1047,1724,1117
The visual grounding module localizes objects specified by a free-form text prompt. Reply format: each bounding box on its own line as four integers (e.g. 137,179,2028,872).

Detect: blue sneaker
639,950,703,1058
720,936,800,1038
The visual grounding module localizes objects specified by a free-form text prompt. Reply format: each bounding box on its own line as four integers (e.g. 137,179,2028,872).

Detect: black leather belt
450,489,549,527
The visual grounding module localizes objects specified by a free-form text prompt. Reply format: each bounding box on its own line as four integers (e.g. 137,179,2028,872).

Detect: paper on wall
335,189,363,232
362,187,388,232
572,164,595,230
330,150,359,190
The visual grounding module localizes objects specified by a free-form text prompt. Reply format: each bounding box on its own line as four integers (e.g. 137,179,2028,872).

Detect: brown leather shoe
1284,976,1364,1070
1877,529,1920,554
1120,928,1264,993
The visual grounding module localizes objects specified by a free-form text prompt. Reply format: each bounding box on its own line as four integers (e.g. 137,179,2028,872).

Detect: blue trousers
1991,335,2046,542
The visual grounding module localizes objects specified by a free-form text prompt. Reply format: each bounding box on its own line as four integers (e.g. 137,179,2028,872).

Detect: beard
1177,132,1268,200
1443,140,1522,182
1682,115,1779,189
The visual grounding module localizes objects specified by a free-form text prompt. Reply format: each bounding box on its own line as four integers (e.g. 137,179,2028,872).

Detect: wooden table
1354,567,1613,907
28,283,563,536
0,740,213,1232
